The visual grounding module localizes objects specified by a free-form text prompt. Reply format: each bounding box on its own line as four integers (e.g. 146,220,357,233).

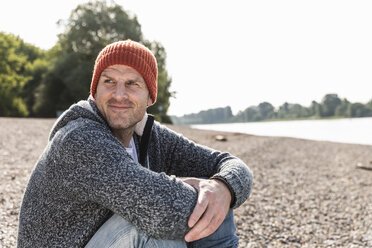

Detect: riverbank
192,117,372,146
1,118,371,247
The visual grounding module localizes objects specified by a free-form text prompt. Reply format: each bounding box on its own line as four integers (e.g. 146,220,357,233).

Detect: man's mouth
108,104,132,111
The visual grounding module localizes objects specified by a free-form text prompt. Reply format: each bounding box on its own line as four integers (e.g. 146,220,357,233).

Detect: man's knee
187,209,239,248
85,214,187,248
85,214,148,248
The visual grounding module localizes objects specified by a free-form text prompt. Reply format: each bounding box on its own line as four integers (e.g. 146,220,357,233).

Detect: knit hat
90,40,158,104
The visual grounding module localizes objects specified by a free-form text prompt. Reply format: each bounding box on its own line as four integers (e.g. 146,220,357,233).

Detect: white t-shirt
125,137,138,163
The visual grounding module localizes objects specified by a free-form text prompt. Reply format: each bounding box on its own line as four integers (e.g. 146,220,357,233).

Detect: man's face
95,64,152,132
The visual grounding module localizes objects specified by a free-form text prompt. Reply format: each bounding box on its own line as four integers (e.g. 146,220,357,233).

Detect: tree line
171,94,372,125
0,1,173,123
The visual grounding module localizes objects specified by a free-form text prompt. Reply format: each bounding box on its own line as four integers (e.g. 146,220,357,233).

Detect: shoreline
191,117,372,147
1,118,371,247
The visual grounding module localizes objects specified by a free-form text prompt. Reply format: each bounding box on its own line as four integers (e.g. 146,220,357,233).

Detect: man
18,40,253,247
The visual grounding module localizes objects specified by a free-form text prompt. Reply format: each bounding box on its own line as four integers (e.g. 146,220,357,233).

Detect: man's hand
181,177,232,242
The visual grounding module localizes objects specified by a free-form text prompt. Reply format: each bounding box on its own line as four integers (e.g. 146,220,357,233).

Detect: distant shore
192,117,372,146
175,115,358,124
1,118,371,247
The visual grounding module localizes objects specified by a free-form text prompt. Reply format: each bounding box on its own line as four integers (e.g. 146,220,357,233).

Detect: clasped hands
181,177,232,242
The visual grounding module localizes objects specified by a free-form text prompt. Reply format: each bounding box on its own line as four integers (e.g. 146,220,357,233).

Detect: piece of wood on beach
356,161,372,171
214,135,227,142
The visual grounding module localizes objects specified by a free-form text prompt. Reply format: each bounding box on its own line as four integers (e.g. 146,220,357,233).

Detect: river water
192,117,372,146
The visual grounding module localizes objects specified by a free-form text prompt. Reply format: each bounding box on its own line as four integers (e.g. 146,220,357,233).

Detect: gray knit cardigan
17,98,253,247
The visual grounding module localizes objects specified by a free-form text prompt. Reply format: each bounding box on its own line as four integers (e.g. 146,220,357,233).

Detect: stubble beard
97,98,148,140
106,110,138,131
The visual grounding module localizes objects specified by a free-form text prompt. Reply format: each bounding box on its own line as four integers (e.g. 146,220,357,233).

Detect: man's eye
104,79,114,84
127,80,138,86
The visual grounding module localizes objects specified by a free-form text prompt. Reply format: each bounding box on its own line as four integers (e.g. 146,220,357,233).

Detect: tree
277,102,289,119
171,106,233,124
276,102,309,119
34,1,173,122
17,42,49,116
321,94,341,117
309,100,322,117
366,99,372,113
257,102,275,119
145,41,174,123
335,98,351,117
223,106,233,121
0,32,29,116
236,106,261,122
348,103,372,117
289,104,308,118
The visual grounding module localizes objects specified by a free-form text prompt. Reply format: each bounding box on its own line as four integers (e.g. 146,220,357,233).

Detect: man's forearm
210,157,253,208
156,124,253,208
59,128,199,240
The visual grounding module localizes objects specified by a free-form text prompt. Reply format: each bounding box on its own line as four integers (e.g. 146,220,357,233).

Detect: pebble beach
1,118,371,247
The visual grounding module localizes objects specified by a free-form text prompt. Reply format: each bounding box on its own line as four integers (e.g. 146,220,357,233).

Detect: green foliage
0,32,30,116
348,103,372,117
57,1,142,56
172,93,372,125
145,41,174,123
365,99,372,112
277,102,289,119
22,57,49,116
258,102,275,119
0,74,29,117
234,106,261,122
172,106,233,125
0,32,51,117
309,101,322,117
334,99,350,117
321,94,342,117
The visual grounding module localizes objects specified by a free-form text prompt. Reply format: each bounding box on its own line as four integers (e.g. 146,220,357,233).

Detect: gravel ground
1,117,371,247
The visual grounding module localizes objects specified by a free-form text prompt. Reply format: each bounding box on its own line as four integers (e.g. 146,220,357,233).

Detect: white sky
1,0,371,116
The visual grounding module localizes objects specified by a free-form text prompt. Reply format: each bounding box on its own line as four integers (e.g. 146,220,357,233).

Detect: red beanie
90,40,158,104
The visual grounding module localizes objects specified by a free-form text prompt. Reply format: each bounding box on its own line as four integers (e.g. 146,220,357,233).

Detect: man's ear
147,96,153,107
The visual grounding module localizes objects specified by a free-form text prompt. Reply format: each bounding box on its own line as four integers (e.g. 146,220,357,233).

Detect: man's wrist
210,176,236,207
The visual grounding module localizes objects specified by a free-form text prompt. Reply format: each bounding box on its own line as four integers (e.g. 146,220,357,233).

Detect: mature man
18,40,253,247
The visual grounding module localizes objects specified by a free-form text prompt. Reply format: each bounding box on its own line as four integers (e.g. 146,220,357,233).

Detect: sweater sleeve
151,124,253,208
52,122,198,240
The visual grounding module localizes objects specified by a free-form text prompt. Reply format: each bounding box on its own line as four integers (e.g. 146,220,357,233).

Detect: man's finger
185,205,214,242
188,190,208,228
185,204,226,242
185,179,232,242
192,213,223,241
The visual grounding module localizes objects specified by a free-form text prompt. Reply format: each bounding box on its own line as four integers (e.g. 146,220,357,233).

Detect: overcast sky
1,0,371,116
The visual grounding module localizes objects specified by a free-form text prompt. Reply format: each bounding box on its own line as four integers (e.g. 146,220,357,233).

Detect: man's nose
112,81,128,99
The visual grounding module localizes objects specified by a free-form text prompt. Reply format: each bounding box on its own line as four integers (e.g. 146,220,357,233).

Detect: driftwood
356,161,372,171
214,135,227,142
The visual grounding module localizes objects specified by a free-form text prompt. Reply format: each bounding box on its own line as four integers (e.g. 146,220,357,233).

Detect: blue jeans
85,209,238,248
187,209,238,248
